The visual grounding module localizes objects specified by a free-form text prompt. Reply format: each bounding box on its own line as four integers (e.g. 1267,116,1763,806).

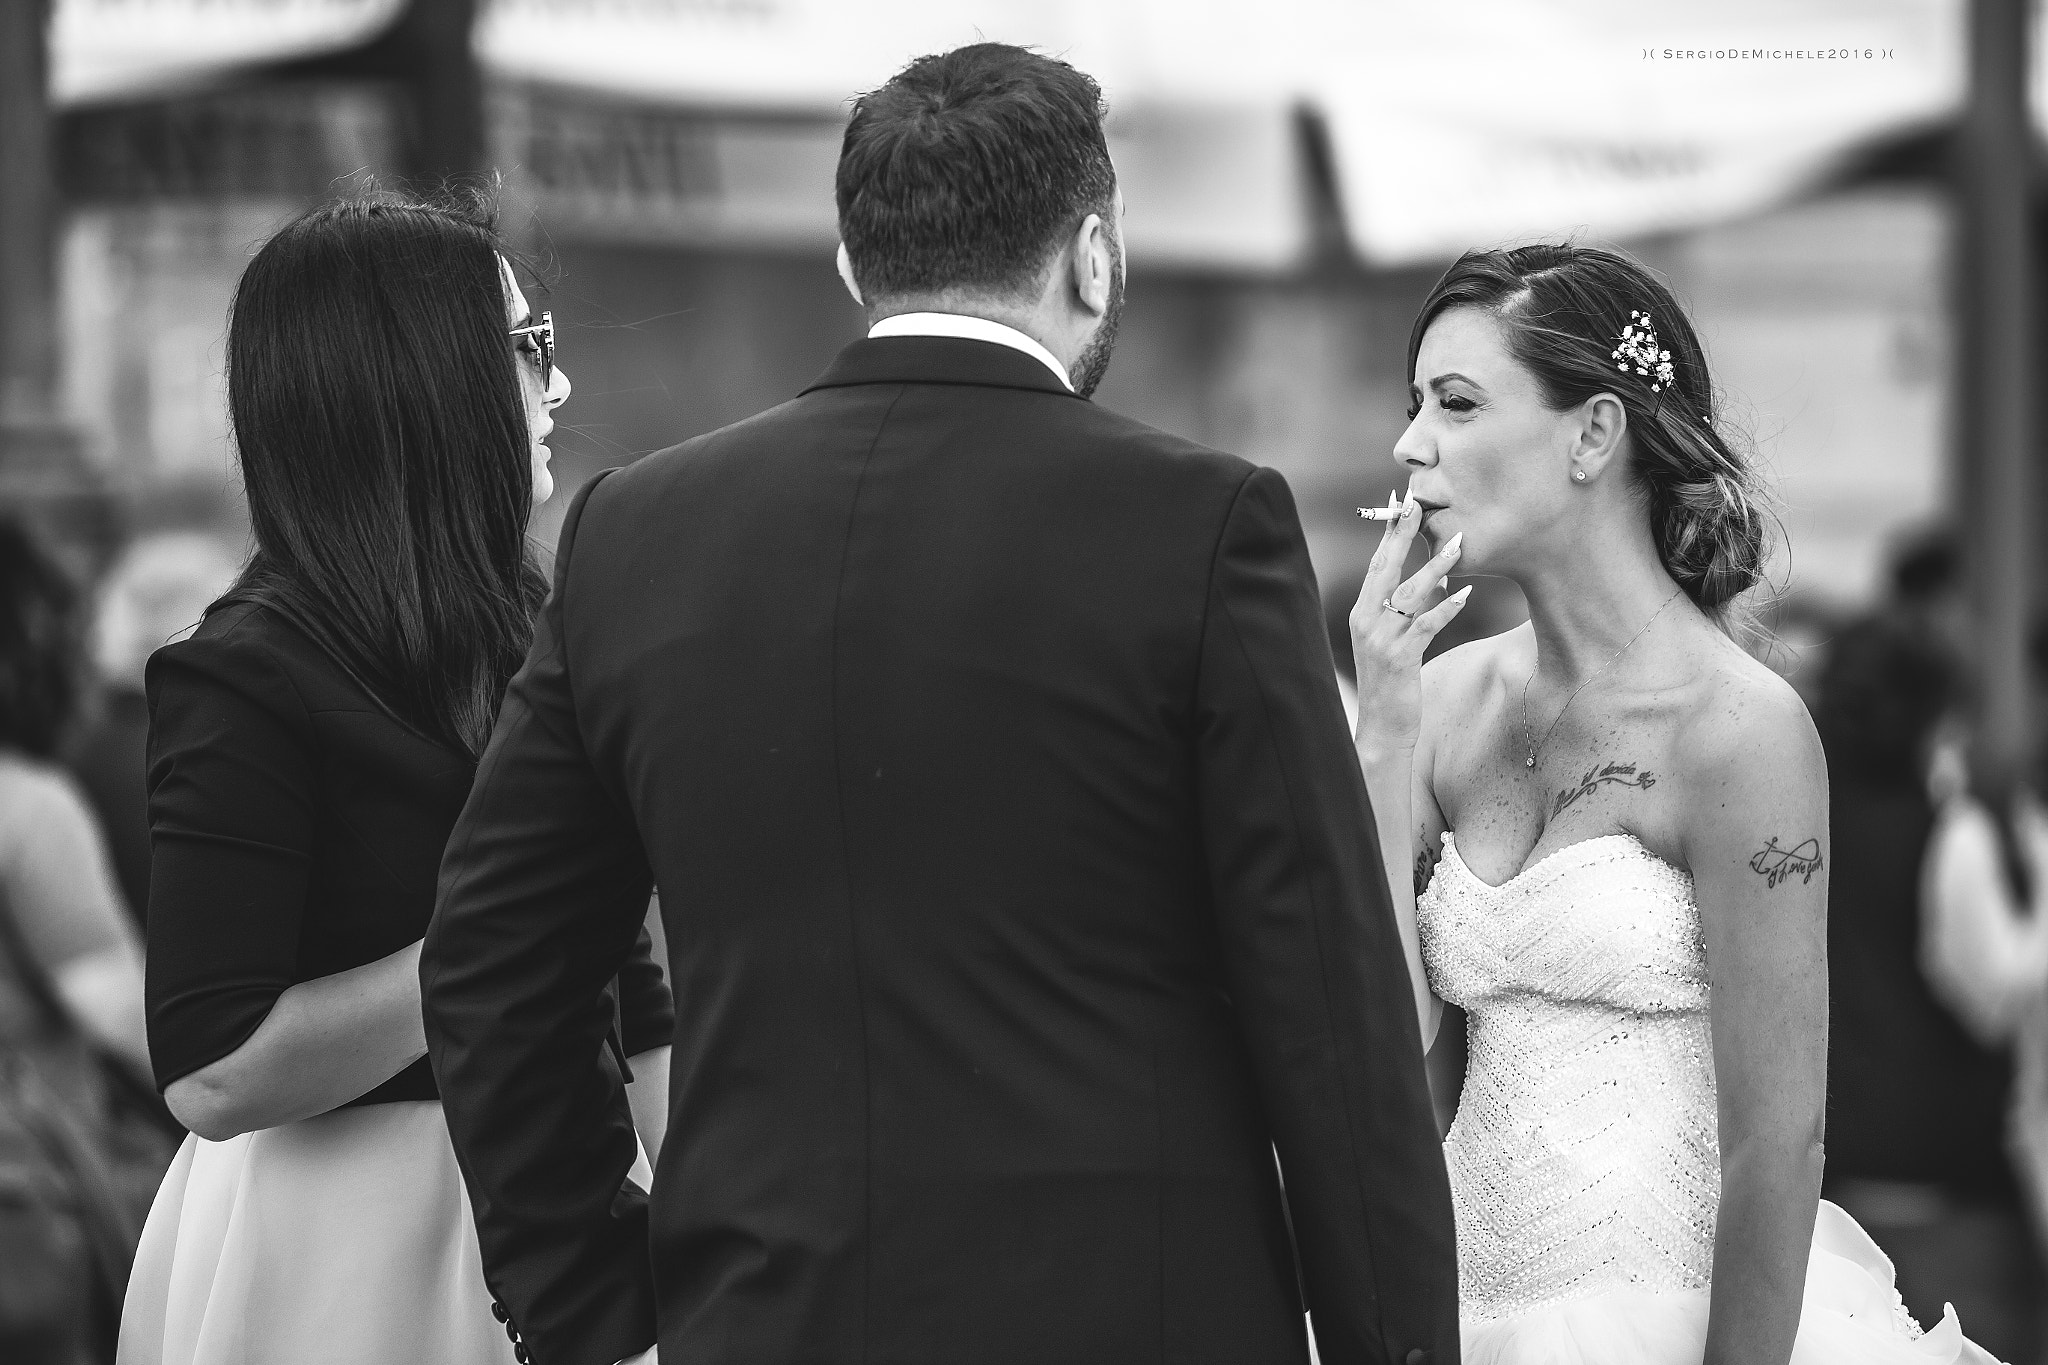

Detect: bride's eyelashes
1405,389,1480,420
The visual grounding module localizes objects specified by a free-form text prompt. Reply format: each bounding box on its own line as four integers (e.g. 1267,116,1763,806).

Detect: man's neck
865,309,1075,392
869,293,1074,373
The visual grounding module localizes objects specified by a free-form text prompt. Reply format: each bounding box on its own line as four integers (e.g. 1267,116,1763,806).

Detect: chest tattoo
1551,760,1657,817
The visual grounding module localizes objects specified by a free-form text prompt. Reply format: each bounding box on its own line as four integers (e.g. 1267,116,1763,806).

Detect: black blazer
144,602,672,1102
423,336,1458,1365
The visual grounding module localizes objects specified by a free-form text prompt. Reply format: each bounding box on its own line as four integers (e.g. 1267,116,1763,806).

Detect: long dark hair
1410,244,1769,617
220,190,547,757
0,517,82,759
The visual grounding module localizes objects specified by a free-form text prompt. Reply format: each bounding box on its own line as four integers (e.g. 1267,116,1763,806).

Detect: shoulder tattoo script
1749,836,1824,889
1552,760,1657,817
1414,841,1442,898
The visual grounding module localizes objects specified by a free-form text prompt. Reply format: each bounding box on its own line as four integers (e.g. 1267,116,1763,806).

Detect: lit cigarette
1356,487,1409,521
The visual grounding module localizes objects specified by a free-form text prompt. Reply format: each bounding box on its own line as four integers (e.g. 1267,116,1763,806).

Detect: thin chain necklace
1517,588,1684,770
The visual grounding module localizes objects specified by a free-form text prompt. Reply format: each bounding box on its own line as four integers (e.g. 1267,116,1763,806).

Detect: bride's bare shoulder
1672,631,1823,789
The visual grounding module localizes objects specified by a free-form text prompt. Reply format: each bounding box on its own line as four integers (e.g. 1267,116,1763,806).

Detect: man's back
570,335,1301,1358
425,43,1454,1365
425,336,1456,1365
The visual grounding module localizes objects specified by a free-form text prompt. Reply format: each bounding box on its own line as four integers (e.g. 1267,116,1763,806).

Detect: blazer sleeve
423,470,662,1365
142,622,317,1093
1193,466,1459,1365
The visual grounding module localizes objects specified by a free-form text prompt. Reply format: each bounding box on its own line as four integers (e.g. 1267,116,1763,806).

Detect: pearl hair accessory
1612,311,1674,392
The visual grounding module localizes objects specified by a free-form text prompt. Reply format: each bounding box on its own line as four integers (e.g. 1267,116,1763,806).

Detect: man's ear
835,242,864,308
1066,214,1112,319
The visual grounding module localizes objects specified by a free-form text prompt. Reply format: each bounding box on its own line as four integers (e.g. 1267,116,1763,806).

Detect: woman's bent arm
625,1045,671,1162
1347,491,1467,1049
165,939,426,1141
1355,735,1441,1049
1683,676,1831,1365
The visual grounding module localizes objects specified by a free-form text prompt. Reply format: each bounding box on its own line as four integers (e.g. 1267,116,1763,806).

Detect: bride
1349,243,2004,1365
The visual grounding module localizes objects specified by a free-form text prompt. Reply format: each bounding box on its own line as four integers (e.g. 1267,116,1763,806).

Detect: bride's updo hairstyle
1408,244,1767,615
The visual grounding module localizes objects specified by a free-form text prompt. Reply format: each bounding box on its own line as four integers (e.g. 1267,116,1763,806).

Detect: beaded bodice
1418,831,1718,1321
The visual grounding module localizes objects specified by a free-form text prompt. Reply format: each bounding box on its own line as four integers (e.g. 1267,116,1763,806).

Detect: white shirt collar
866,312,1074,392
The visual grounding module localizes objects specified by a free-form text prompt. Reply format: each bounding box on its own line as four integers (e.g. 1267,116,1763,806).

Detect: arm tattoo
1552,760,1657,817
1749,836,1824,889
1414,841,1441,898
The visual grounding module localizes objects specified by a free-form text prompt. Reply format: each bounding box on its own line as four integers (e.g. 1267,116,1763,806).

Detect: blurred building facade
45,62,1953,628
21,0,2000,693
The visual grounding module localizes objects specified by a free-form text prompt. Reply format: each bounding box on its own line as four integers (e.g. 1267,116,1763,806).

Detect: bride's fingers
1391,530,1463,610
1364,487,1423,593
1412,584,1474,638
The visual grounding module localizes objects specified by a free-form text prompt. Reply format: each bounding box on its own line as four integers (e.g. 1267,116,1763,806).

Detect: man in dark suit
423,42,1457,1365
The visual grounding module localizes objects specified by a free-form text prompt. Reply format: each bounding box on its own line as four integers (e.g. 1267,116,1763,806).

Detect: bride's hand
1348,489,1470,758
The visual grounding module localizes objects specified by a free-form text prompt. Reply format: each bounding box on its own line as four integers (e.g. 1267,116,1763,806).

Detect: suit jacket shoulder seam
1191,464,1265,717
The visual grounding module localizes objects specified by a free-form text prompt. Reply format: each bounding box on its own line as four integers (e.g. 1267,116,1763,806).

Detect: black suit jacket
423,336,1458,1365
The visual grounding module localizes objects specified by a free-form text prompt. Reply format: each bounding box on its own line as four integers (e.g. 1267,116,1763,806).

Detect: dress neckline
1441,829,1685,893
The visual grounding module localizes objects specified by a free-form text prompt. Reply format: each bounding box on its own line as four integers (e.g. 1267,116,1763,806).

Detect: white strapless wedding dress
1416,831,2007,1365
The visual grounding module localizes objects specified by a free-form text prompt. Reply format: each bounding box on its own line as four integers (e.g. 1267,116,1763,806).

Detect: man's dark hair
837,43,1115,302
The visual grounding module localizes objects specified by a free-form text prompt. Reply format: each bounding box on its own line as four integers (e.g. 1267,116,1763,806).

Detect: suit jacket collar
802,335,1083,401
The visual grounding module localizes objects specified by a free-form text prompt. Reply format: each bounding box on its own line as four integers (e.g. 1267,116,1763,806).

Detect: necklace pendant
1525,752,1536,768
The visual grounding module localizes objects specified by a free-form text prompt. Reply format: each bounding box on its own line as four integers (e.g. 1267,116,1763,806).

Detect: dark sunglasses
508,311,555,389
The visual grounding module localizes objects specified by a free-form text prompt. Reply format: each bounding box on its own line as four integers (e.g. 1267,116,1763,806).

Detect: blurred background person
1816,530,2047,1364
65,534,240,931
1888,524,1975,674
0,513,157,1365
1917,620,2048,1346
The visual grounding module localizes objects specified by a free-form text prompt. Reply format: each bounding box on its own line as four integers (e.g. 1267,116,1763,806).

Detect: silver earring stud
1574,470,1587,482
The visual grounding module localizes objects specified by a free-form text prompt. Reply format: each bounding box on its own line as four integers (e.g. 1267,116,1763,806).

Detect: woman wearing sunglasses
118,193,673,1365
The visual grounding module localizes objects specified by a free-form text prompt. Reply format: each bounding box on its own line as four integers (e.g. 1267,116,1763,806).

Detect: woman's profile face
1393,306,1578,572
501,256,571,505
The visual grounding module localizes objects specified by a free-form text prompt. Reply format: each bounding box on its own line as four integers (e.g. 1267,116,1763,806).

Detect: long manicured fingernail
1452,585,1474,603
1447,531,1464,556
1437,576,1449,591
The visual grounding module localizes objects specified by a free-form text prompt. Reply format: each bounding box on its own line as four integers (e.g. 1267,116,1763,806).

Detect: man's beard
1069,254,1126,400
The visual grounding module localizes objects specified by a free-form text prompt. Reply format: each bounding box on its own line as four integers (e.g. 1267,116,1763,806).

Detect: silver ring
1383,597,1418,620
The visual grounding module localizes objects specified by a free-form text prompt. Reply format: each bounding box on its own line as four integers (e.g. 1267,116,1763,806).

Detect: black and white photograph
0,2,2045,1363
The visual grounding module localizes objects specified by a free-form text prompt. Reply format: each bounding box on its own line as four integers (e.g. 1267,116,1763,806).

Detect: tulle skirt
116,1100,651,1365
1459,1200,2008,1365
